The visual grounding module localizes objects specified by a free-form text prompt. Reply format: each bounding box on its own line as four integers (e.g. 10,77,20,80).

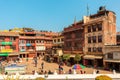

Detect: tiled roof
117,32,120,35
0,32,19,36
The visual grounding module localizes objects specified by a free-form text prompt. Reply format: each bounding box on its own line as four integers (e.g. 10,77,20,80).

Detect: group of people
32,56,95,75
68,69,86,74
32,56,44,67
32,69,53,75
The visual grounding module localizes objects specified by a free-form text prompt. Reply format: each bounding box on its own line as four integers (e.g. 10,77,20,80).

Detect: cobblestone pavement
16,58,112,74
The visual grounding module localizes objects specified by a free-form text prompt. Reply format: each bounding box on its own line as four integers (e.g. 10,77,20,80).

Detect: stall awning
84,55,103,59
70,54,75,57
0,53,8,56
9,53,19,56
19,52,29,54
95,56,103,59
104,60,120,63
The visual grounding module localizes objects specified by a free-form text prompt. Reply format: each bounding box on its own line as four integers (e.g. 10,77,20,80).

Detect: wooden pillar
103,60,106,69
94,59,97,68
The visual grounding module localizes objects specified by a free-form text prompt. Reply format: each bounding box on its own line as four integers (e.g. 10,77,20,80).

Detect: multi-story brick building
0,28,58,60
52,32,64,62
63,6,117,67
63,21,84,55
0,32,19,60
35,30,57,57
19,28,36,58
63,21,84,65
84,7,116,67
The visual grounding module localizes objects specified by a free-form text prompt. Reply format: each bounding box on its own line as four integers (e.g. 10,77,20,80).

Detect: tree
74,54,81,63
62,54,70,61
95,75,112,80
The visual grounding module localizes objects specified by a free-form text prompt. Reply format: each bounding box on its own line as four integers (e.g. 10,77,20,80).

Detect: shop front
104,60,120,72
104,51,120,72
19,52,29,58
37,51,45,57
83,55,103,68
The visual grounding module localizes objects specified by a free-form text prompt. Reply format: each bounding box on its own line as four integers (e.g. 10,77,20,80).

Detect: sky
0,0,120,32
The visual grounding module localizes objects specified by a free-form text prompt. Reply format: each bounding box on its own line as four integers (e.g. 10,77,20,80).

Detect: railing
84,16,104,25
0,42,12,45
19,36,36,39
1,74,120,80
36,43,44,45
26,49,35,52
87,52,103,56
1,49,13,53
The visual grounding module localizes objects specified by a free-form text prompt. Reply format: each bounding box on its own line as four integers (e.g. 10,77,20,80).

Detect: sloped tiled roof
117,32,120,35
0,32,19,36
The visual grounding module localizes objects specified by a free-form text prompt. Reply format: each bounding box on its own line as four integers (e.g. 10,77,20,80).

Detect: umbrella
72,64,86,70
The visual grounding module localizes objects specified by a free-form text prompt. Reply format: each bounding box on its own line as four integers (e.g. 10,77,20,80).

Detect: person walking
68,69,72,74
35,59,37,67
96,69,99,74
33,56,37,67
41,62,44,69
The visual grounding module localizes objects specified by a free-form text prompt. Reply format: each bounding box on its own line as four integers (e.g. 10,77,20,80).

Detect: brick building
101,32,120,71
84,7,116,67
63,6,117,67
63,21,84,55
63,20,84,65
52,32,64,62
0,32,19,60
0,28,58,60
104,45,120,72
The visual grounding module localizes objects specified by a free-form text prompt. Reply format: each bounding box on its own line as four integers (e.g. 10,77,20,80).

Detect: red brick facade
0,28,58,59
63,7,117,67
63,21,84,55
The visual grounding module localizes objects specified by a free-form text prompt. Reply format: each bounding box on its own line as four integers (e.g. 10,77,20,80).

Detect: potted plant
95,75,112,80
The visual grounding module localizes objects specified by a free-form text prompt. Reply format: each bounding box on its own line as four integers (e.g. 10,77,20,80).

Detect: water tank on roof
99,6,106,11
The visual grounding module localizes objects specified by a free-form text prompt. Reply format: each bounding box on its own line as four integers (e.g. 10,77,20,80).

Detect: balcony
26,43,32,46
19,44,26,46
73,47,83,51
26,49,35,52
20,49,26,52
86,52,103,56
36,43,44,45
1,42,12,45
1,49,13,53
36,46,45,51
26,43,35,46
19,36,35,39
